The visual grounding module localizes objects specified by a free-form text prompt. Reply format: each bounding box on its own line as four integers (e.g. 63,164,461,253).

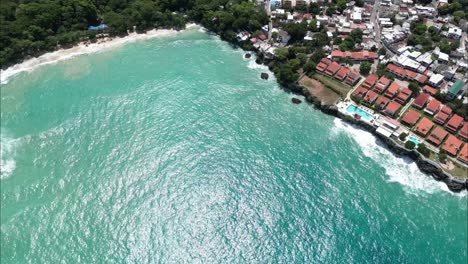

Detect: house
386,63,428,84
441,135,464,156
395,87,412,104
345,70,361,85
445,114,463,133
458,123,468,141
458,144,468,164
446,80,465,100
422,85,437,95
424,98,441,116
414,117,434,136
352,86,368,98
448,27,463,39
373,77,391,93
330,50,378,61
401,110,421,126
384,101,402,116
428,74,444,87
375,96,390,109
316,58,331,72
426,126,448,146
384,82,401,98
363,90,379,104
412,93,430,109
334,67,350,81
325,62,341,76
362,74,379,89
434,106,452,125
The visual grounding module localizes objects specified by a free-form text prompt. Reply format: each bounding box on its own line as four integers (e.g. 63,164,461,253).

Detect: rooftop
458,144,468,164
442,135,464,156
401,110,421,126
446,114,463,132
385,101,402,115
412,93,430,109
426,126,448,146
414,117,434,136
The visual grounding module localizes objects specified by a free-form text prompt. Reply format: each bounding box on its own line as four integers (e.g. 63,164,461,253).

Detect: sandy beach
1,24,198,84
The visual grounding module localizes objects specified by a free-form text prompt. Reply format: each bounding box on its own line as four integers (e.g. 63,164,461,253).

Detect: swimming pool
408,136,420,146
345,105,373,121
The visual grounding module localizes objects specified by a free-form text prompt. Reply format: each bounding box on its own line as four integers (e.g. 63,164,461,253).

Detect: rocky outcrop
261,72,269,80
244,53,252,59
291,98,302,104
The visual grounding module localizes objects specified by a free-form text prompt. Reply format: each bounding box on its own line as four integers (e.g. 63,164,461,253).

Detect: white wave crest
332,118,467,197
1,25,199,85
0,134,20,179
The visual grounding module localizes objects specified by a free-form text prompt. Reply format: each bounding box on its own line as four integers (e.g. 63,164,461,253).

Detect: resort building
316,58,331,72
422,85,438,96
330,50,378,61
445,114,463,133
434,106,452,125
412,93,430,109
386,63,428,84
352,86,368,98
401,110,421,126
383,101,402,117
384,82,401,98
428,74,444,87
334,67,350,81
375,96,390,109
424,98,441,116
458,123,468,141
426,126,448,146
373,77,391,94
363,90,379,104
345,70,361,85
362,74,378,89
414,117,434,136
441,135,464,156
458,144,468,164
325,62,341,76
395,87,412,104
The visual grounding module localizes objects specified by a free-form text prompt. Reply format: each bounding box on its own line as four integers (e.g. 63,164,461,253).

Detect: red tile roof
384,101,402,116
363,90,379,104
374,77,391,93
445,114,463,133
414,117,434,136
434,111,451,125
386,63,427,84
401,110,421,126
425,99,441,114
442,135,464,156
316,62,328,72
426,126,448,146
458,123,468,141
375,96,390,108
334,67,350,81
412,93,430,109
362,74,378,89
258,34,267,40
352,86,368,98
395,87,412,104
330,50,377,60
325,62,341,76
384,82,400,98
345,70,361,85
458,144,468,164
422,85,437,95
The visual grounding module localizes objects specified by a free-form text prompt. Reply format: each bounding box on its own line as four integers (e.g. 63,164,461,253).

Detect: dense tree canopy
0,0,268,68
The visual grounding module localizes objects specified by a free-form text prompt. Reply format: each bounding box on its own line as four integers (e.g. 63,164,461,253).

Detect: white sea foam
1,24,198,85
332,118,467,197
0,134,20,179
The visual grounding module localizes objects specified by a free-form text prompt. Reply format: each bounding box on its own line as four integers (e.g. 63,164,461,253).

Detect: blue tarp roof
88,24,108,30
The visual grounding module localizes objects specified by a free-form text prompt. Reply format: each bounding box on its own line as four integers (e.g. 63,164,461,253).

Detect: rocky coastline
251,53,467,193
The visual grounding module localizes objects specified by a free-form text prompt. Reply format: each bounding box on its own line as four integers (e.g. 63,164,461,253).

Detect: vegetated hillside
0,0,268,68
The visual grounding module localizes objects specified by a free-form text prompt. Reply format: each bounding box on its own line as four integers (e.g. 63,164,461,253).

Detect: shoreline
0,24,198,84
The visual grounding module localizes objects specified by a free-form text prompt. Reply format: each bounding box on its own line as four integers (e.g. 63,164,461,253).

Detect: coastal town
241,0,468,181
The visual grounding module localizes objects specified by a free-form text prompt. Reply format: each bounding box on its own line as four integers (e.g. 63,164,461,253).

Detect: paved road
265,0,272,40
370,0,382,48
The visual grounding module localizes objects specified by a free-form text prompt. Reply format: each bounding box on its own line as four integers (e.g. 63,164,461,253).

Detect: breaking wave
0,133,19,179
332,118,467,197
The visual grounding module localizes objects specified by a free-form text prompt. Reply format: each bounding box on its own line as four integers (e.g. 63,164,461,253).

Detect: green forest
0,0,268,68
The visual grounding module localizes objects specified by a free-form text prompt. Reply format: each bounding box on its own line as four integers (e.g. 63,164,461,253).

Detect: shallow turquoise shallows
1,28,467,263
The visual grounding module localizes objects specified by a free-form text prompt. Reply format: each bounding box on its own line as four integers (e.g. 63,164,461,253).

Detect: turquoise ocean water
1,28,467,263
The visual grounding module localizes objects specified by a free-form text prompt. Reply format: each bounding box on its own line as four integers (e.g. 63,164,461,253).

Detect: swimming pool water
346,105,373,120
408,136,420,145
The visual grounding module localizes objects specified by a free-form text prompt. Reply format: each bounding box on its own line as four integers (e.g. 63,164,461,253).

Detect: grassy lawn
311,73,352,97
